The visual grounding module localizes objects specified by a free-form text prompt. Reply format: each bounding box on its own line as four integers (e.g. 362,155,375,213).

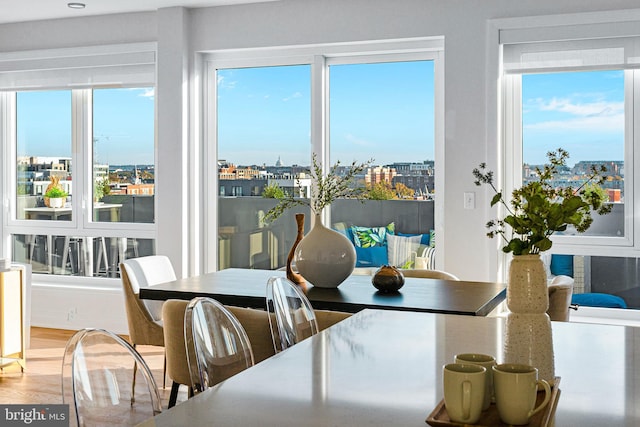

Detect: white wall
1,0,639,331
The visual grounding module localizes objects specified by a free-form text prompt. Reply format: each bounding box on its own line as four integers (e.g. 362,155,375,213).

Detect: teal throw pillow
550,254,573,277
355,246,388,267
351,223,395,248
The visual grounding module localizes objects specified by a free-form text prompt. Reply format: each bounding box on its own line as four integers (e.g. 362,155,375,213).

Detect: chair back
61,328,162,427
266,276,319,353
185,297,255,394
401,268,460,280
121,255,176,322
548,275,574,321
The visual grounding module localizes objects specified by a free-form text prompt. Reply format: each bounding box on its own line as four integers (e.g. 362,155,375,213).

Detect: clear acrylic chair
184,297,255,394
266,276,319,353
61,328,162,427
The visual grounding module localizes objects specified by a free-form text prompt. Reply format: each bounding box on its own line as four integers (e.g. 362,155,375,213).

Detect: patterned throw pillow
387,234,422,269
350,223,395,248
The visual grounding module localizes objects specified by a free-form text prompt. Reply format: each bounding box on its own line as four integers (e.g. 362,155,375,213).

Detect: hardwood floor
0,327,187,409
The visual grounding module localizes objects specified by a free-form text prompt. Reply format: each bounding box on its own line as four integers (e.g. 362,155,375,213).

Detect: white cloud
537,97,623,117
525,96,624,132
282,92,302,102
139,88,155,99
524,114,624,132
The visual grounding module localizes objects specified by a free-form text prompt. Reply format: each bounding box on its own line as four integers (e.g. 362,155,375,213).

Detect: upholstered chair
401,268,460,280
547,275,574,321
162,299,194,408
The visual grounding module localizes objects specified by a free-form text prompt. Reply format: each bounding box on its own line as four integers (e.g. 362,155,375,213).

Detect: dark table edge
139,287,507,316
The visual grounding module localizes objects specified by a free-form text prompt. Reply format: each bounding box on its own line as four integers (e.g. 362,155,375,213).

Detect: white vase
49,197,64,208
507,254,549,314
504,312,556,387
293,214,356,288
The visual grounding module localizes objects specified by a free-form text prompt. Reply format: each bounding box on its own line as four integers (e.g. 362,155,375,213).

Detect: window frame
502,70,636,254
0,42,158,285
491,12,640,273
201,38,445,273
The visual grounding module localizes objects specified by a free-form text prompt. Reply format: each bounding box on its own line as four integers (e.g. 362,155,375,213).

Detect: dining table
138,268,506,316
137,308,640,427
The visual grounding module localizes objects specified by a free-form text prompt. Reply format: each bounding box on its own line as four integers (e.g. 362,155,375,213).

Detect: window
1,44,157,279
328,59,435,241
207,39,443,272
501,25,640,309
216,64,311,270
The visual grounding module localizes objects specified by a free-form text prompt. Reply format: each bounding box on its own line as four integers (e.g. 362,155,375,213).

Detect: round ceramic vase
294,214,356,288
507,254,549,314
372,265,405,293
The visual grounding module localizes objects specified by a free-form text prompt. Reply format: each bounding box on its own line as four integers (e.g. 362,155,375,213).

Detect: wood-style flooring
0,327,187,408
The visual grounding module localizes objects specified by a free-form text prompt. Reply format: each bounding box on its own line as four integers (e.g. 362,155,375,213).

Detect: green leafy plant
473,148,611,255
44,187,68,199
262,182,286,199
264,154,373,223
93,177,110,202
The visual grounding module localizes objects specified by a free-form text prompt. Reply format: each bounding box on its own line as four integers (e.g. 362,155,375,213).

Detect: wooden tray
426,377,561,427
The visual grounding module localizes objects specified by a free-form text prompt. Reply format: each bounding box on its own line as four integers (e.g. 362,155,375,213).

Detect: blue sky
217,61,435,167
16,68,624,169
17,88,155,165
522,70,624,166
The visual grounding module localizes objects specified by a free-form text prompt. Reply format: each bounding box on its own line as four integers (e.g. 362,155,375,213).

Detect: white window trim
199,37,445,273
488,12,640,325
502,71,635,255
0,43,158,285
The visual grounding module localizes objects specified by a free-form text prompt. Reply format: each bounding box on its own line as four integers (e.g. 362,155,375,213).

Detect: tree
262,182,285,199
395,182,414,199
367,182,395,200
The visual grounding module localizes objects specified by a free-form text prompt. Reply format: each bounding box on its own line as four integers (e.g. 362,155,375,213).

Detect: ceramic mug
492,363,551,425
454,353,496,410
442,363,486,424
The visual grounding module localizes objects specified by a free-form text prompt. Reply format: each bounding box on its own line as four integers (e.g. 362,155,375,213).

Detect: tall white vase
507,254,549,313
294,214,356,288
506,254,555,385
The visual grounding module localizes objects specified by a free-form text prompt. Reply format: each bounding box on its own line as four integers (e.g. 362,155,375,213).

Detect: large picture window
207,40,443,273
1,44,157,280
501,29,640,309
7,88,156,277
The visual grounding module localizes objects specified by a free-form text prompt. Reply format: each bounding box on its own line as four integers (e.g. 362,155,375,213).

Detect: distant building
365,166,397,186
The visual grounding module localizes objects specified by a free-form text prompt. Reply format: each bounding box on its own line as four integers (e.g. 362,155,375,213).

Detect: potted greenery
473,148,611,313
264,154,372,223
264,154,372,288
44,186,68,208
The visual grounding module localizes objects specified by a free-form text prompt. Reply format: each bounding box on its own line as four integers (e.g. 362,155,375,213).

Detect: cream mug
442,363,486,424
492,363,551,425
454,353,496,410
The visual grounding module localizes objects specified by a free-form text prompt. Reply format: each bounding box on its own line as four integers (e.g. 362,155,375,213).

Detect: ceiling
0,0,279,25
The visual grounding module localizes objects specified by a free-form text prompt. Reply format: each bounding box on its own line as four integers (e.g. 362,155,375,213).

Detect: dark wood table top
139,268,506,316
